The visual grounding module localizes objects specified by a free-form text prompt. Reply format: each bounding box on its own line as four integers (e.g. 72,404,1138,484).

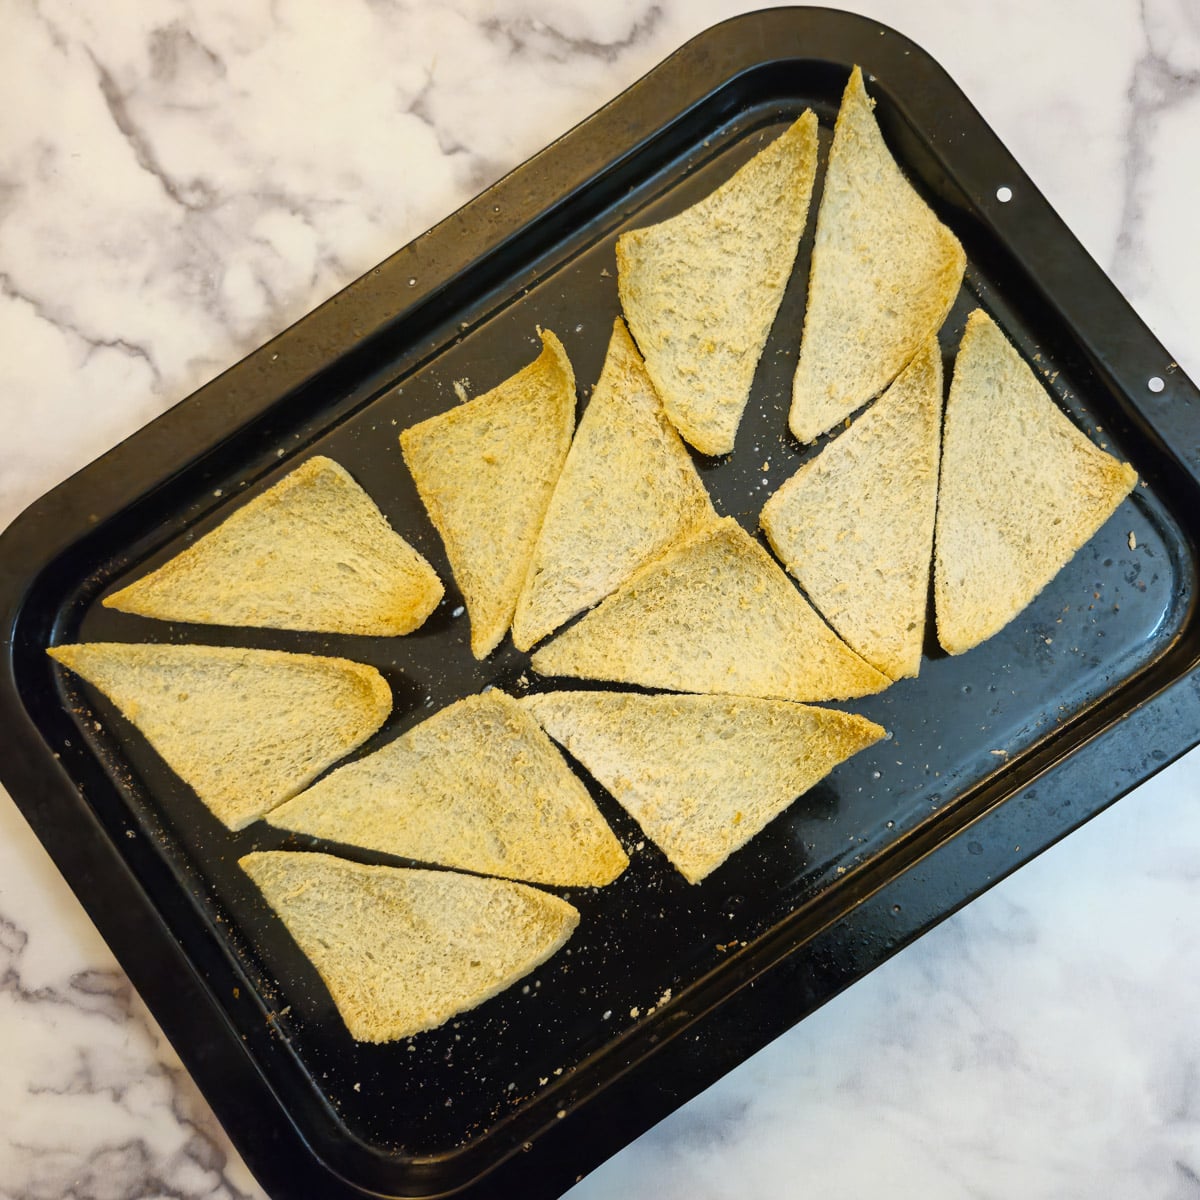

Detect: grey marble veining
0,901,256,1197
1113,0,1200,298
572,751,1200,1199
2,2,1199,1197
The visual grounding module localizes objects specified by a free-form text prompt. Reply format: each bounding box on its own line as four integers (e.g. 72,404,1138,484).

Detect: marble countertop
3,2,1199,1196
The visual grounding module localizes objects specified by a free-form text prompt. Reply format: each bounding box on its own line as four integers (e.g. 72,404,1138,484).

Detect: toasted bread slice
789,67,965,444
103,456,443,636
934,310,1138,654
400,330,575,658
763,336,943,680
240,851,578,1042
617,112,819,455
267,690,627,887
511,319,716,650
525,691,884,884
531,517,889,701
47,642,391,830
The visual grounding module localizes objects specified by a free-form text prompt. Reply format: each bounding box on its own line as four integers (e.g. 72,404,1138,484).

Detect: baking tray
3,7,1199,1198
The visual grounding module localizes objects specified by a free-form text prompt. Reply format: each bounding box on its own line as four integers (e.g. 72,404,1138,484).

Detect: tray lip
4,6,1200,1199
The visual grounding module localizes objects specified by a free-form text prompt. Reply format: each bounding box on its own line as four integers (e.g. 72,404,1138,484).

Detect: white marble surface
2,1,1199,1196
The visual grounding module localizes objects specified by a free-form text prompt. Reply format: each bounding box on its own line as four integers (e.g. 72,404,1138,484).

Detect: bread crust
512,318,715,651
526,691,884,884
532,517,891,701
47,642,391,829
934,310,1138,654
789,67,964,444
104,456,443,636
618,112,819,455
240,851,578,1042
268,690,628,887
763,336,944,680
401,331,575,658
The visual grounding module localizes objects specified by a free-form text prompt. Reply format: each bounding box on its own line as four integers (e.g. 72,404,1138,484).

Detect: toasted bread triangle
103,456,443,636
400,330,575,658
934,310,1138,654
47,642,391,830
524,691,884,884
789,67,965,444
267,690,628,887
617,112,819,455
763,336,944,680
531,517,890,701
511,318,716,651
240,851,578,1042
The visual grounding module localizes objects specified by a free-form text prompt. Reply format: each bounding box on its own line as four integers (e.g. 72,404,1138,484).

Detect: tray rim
3,6,1200,1198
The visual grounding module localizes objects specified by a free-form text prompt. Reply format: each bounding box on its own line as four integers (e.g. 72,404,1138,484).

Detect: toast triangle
524,691,884,884
617,112,819,455
103,456,443,636
531,517,890,701
240,851,578,1042
267,690,628,887
47,642,391,830
400,330,576,658
789,67,965,444
511,318,716,650
934,310,1138,654
763,336,944,680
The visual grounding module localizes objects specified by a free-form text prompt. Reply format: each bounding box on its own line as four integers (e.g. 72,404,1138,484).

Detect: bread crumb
630,1006,640,1018
1128,531,1137,551
453,380,471,403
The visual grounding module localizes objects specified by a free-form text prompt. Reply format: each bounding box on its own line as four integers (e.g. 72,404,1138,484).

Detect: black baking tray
3,8,1199,1198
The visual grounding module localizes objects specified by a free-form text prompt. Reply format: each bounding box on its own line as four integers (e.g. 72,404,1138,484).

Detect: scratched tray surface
27,62,1197,1189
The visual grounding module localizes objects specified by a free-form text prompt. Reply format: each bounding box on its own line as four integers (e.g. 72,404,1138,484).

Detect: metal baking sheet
2,9,1199,1198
